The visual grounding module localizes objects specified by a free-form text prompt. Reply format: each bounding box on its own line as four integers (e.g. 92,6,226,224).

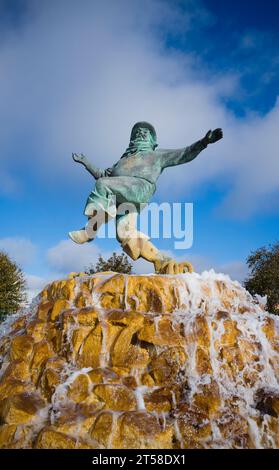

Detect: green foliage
0,251,26,322
86,252,133,275
245,242,279,315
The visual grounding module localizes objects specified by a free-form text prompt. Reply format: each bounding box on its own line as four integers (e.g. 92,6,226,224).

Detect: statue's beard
121,136,158,158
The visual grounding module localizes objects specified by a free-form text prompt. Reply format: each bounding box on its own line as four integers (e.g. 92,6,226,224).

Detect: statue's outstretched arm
159,128,223,169
72,153,112,179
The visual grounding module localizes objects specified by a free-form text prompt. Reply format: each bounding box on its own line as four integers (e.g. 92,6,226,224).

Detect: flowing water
0,271,278,448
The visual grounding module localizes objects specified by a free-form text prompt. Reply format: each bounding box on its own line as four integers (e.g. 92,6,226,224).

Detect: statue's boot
153,256,193,274
121,237,193,274
69,228,92,244
69,208,113,244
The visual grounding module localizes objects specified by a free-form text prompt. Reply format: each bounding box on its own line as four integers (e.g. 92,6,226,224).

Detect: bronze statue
69,122,223,273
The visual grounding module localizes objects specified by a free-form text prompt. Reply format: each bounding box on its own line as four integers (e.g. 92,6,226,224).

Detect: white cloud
46,239,108,274
131,250,248,282
132,257,155,274
42,239,247,293
159,251,248,282
25,273,48,302
45,240,247,282
186,254,248,282
218,261,248,283
192,257,247,283
46,239,154,276
0,237,37,267
0,0,277,218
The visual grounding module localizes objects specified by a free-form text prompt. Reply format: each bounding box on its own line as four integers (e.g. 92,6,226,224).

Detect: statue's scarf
121,134,158,158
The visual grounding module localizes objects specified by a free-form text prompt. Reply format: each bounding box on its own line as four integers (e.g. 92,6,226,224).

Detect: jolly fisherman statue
69,122,223,274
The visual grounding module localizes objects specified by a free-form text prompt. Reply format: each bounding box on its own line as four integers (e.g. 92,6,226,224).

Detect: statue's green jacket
91,138,207,184
84,138,208,215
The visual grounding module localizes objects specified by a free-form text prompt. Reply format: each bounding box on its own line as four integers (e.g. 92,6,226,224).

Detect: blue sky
0,0,278,299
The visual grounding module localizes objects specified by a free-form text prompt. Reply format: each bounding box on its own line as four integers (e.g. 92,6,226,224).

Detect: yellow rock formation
0,271,279,448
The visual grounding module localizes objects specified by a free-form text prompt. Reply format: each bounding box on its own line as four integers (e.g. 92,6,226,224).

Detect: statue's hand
204,128,223,144
72,153,87,164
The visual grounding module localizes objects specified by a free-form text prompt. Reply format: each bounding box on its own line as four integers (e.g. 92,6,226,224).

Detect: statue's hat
130,121,157,141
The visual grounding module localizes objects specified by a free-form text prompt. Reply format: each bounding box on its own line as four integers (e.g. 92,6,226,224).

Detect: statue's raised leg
116,213,193,274
69,209,113,244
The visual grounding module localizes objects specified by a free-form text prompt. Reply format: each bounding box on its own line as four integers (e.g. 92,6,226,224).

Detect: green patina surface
70,122,223,273
75,121,216,216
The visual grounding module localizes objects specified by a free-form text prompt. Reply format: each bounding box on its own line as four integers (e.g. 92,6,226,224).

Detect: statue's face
133,127,152,141
125,125,157,155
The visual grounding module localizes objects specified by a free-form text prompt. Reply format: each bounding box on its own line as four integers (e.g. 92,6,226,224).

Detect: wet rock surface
0,271,278,448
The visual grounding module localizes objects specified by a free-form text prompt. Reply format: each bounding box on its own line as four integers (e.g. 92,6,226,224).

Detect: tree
0,251,26,322
245,242,279,315
86,252,133,274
